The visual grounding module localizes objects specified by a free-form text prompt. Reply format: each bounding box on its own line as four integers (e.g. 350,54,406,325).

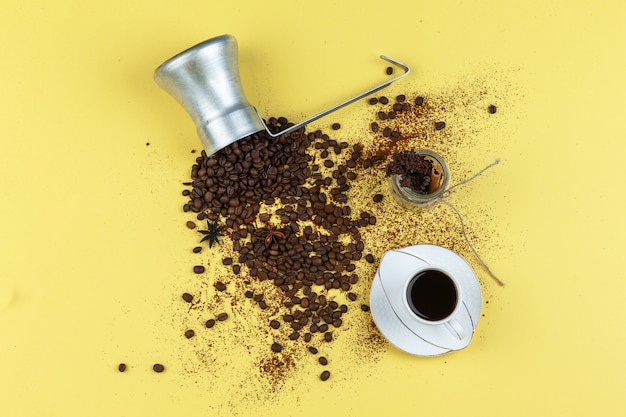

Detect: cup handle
444,318,467,340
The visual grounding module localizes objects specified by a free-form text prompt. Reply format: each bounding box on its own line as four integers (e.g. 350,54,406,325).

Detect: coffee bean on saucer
153,364,165,373
360,304,370,312
320,370,331,381
319,357,328,366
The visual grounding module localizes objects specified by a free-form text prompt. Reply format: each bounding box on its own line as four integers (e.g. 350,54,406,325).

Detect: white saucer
369,245,482,357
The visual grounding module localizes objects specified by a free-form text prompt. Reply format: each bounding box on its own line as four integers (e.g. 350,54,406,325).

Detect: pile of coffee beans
181,117,383,381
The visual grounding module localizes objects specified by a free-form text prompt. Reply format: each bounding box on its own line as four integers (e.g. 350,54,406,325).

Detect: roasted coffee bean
215,282,226,291
259,300,268,309
435,121,446,130
271,342,283,353
385,66,393,75
331,123,341,130
373,194,383,203
347,292,357,301
232,264,241,275
319,357,328,366
184,329,195,339
309,346,318,354
118,363,126,372
245,290,254,298
415,96,424,105
186,221,196,229
217,312,229,321
324,333,333,342
222,257,233,265
489,104,497,114
289,332,300,340
320,370,331,381
369,97,378,105
192,246,202,253
377,111,387,120
193,265,205,274
323,160,334,168
396,94,406,102
205,319,216,328
391,131,401,139
182,293,193,302
382,127,392,137
387,111,396,119
393,103,403,111
370,122,379,132
304,333,312,342
270,320,280,329
153,364,165,373
365,254,375,263
361,304,370,312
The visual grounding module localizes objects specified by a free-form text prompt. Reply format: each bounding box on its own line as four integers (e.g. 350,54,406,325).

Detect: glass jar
388,149,450,209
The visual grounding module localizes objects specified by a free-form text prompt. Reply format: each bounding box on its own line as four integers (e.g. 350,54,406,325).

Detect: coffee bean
184,329,195,339
387,111,396,119
222,257,233,265
347,292,357,301
270,320,280,329
245,290,254,298
414,96,424,105
370,122,379,132
393,103,403,111
182,293,193,302
396,94,406,102
373,194,383,203
489,104,497,114
304,333,312,342
193,265,205,274
377,111,387,121
324,333,333,342
192,246,202,253
186,221,196,229
320,370,331,381
324,160,334,168
205,319,216,328
365,254,375,263
289,332,300,340
368,97,378,105
360,304,370,312
382,127,392,137
271,342,282,353
153,364,165,373
385,66,393,75
379,96,389,104
118,363,126,372
217,312,228,321
391,131,401,139
331,123,341,130
319,357,328,366
435,121,446,130
309,346,318,354
215,282,226,291
232,264,241,275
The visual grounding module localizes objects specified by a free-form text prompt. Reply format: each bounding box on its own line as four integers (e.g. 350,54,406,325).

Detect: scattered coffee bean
184,329,195,339
153,364,165,373
215,282,226,291
331,123,341,130
368,97,378,105
186,221,196,229
435,121,446,130
118,363,126,372
270,320,280,329
323,160,334,168
385,66,393,75
182,293,193,302
370,122,379,132
347,292,357,301
360,304,370,312
271,343,282,353
222,257,233,265
319,357,328,366
205,319,216,328
324,333,333,342
308,346,318,354
192,246,202,253
365,254,375,263
382,127,392,137
289,332,300,340
379,96,389,104
245,290,254,298
396,94,406,102
373,194,383,203
232,264,241,275
217,313,229,321
489,104,497,114
193,265,205,274
414,96,424,105
320,370,331,381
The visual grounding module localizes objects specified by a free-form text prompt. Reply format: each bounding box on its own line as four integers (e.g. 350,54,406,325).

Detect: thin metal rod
258,56,410,137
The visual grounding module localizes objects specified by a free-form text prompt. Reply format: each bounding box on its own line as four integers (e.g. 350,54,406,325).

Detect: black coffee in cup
407,269,458,321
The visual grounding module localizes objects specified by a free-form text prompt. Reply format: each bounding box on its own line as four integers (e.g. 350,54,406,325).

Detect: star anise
262,222,285,246
198,220,224,248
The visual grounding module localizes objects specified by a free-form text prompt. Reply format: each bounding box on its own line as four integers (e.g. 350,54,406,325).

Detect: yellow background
1,0,625,416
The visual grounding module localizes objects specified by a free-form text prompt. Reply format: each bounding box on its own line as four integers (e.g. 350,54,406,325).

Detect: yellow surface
1,0,625,416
